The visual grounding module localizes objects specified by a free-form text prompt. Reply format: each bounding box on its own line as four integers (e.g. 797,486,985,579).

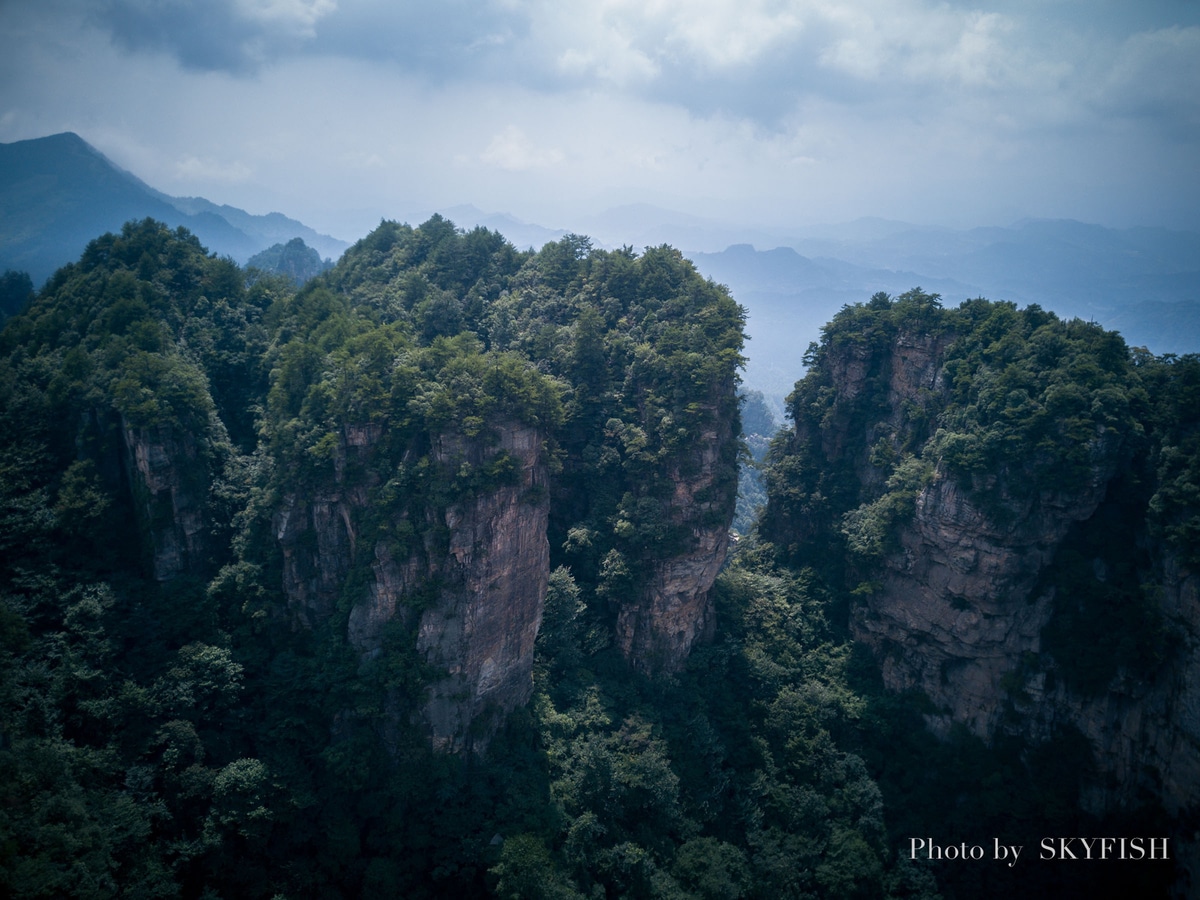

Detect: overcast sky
2,0,1198,242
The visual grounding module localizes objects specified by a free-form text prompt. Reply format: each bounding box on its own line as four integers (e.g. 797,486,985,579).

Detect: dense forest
0,221,1194,898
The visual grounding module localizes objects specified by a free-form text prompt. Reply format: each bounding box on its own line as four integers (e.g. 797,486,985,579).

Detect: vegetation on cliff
762,289,1197,684
760,289,1194,897
1,220,1191,897
0,218,834,898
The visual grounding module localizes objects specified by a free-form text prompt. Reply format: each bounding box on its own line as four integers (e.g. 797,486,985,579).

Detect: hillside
0,133,347,286
0,221,1193,897
246,237,333,285
0,218,770,896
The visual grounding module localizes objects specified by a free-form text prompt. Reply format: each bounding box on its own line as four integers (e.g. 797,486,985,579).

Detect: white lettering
993,839,1022,867
907,839,985,860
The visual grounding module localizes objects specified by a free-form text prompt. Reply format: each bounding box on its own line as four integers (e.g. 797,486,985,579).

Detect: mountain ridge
0,132,348,285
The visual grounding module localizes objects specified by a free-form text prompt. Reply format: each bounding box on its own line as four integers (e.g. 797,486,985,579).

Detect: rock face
1029,556,1200,816
390,426,549,754
823,328,949,494
768,309,1200,818
273,426,378,628
274,490,357,627
121,419,208,581
858,459,1117,739
862,475,1200,815
277,421,549,752
617,428,732,675
271,405,736,745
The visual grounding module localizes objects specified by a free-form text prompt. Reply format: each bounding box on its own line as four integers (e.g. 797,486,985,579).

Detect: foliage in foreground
0,226,1189,898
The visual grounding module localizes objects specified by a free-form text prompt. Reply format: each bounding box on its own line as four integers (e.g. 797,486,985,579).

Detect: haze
1,0,1198,243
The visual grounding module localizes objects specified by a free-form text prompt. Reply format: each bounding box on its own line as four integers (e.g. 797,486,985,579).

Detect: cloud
1094,26,1200,134
93,0,336,72
174,154,254,183
2,0,1198,235
307,1,526,81
78,1,1053,115
541,0,805,80
236,0,336,37
66,0,1200,147
480,125,564,170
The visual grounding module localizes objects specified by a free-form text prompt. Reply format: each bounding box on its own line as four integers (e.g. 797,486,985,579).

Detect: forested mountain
6,127,1196,417
760,291,1198,897
0,133,347,286
1,218,765,896
0,220,1193,897
246,237,333,286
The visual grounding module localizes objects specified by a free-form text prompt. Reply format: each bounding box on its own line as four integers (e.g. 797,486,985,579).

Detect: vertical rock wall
856,464,1115,737
413,426,550,752
617,428,733,674
771,319,1200,816
121,419,208,581
271,396,738,744
860,474,1200,815
277,421,550,752
1025,554,1200,816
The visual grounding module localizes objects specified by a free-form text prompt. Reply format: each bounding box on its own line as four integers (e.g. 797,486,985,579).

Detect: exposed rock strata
274,492,357,627
864,471,1200,883
823,329,949,493
776,317,1200,818
857,458,1118,739
402,426,549,753
276,421,549,752
617,428,732,674
274,429,374,626
121,419,207,581
1025,555,1200,816
273,401,737,741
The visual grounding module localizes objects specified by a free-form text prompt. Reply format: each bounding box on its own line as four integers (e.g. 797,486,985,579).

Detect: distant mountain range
0,133,348,286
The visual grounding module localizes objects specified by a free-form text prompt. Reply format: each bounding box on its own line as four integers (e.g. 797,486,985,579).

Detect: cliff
857,453,1119,740
272,400,738,746
763,291,1200,817
858,455,1200,832
3,218,744,762
270,402,736,746
412,426,549,752
120,419,211,582
274,420,550,753
1035,553,1200,816
616,426,733,674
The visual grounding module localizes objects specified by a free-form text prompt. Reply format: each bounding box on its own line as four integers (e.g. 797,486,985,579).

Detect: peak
43,131,88,145
1,132,118,171
4,131,90,150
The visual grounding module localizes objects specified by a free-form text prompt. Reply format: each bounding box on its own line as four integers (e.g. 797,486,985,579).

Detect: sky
1,0,1199,243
